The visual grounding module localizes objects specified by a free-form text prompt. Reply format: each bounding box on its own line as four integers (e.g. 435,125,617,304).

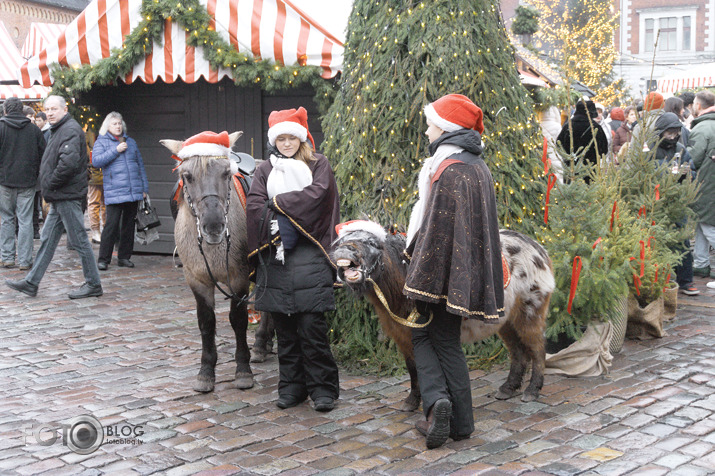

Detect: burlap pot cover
662,283,678,321
626,294,665,339
608,294,629,354
545,321,613,377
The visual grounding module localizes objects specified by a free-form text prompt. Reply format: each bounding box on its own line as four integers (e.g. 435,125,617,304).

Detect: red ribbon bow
544,173,557,224
567,256,582,315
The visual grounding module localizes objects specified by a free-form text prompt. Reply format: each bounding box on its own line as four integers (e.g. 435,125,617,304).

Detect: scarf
266,154,313,263
406,143,463,247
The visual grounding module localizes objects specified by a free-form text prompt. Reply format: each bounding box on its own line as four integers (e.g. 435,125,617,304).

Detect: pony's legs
229,296,254,389
402,356,421,412
518,297,549,402
251,312,275,363
495,319,529,400
191,283,217,393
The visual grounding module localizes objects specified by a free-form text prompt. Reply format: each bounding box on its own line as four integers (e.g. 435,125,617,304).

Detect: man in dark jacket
556,100,609,182
688,90,715,279
6,95,103,299
0,97,46,269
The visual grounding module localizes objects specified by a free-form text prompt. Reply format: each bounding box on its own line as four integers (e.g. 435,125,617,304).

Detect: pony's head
161,131,242,245
332,220,407,295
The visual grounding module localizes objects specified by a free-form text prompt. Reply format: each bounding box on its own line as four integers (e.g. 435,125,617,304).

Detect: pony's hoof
250,351,269,363
494,388,515,400
521,392,539,402
400,395,420,412
194,376,215,393
235,372,254,389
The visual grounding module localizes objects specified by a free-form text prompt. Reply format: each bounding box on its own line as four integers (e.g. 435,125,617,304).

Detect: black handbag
136,196,161,231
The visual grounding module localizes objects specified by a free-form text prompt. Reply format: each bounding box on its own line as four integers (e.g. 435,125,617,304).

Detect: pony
161,132,253,393
332,221,555,411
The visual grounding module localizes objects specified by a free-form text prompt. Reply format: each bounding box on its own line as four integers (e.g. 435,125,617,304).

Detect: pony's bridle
341,240,432,329
181,163,243,303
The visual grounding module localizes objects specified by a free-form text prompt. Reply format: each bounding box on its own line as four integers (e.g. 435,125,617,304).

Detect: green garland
50,0,336,113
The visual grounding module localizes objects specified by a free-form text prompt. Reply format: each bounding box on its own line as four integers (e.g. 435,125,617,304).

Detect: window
683,16,691,51
645,19,654,52
659,17,677,51
640,12,695,54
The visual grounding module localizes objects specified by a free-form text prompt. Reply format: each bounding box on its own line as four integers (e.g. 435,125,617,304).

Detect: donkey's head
332,220,407,295
161,131,243,245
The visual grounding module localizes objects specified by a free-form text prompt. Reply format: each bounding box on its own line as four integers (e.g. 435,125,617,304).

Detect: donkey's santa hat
177,131,232,160
335,220,388,241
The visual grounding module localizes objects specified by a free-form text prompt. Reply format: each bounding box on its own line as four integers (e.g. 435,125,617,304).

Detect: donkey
161,132,253,393
332,221,555,411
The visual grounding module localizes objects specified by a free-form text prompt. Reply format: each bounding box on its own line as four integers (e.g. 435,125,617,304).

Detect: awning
0,21,50,100
519,69,547,88
19,0,347,88
657,63,715,94
20,22,66,59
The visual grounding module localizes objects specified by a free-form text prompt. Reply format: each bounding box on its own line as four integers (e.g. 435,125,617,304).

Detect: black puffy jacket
0,114,45,188
39,114,89,202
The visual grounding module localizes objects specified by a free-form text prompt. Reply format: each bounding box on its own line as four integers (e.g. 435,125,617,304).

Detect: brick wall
0,1,77,50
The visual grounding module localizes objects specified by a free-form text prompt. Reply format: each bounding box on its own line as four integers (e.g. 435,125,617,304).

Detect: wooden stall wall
81,78,321,254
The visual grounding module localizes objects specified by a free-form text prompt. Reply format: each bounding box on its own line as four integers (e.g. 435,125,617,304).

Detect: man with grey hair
6,95,103,299
0,97,46,269
688,90,715,279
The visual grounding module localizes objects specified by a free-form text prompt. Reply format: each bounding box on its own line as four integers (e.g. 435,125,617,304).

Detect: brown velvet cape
404,152,504,320
246,153,340,271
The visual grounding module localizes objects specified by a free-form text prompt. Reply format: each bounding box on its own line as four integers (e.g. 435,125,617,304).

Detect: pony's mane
178,156,230,179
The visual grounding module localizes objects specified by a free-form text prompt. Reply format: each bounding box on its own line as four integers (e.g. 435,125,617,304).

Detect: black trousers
98,201,138,263
272,312,339,401
412,304,474,437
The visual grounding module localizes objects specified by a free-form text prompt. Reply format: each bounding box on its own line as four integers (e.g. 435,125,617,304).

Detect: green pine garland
49,0,336,113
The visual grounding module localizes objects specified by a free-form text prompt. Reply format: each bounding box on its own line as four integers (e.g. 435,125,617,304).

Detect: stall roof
21,22,66,59
0,22,50,99
658,63,715,94
19,0,349,88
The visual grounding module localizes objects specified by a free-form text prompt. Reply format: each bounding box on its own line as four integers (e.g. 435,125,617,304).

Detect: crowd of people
545,90,715,297
0,96,149,299
0,88,713,450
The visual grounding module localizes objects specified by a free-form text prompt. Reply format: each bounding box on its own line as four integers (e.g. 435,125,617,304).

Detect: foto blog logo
23,414,144,455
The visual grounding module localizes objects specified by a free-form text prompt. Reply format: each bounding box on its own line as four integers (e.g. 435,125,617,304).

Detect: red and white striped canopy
20,23,66,59
658,63,715,94
0,22,50,99
20,0,346,88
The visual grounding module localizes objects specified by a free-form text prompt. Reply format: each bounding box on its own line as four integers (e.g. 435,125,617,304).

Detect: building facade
0,0,87,50
615,0,715,96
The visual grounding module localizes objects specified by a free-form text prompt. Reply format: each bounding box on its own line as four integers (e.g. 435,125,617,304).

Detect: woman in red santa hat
404,94,503,448
246,107,340,412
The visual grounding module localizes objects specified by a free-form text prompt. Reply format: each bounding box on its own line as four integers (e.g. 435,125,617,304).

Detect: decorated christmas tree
322,0,547,373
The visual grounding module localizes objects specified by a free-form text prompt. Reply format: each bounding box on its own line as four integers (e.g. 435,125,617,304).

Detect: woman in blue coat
92,112,149,270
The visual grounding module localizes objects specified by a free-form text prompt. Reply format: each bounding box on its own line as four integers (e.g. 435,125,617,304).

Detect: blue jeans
693,222,715,269
25,200,101,288
0,185,36,266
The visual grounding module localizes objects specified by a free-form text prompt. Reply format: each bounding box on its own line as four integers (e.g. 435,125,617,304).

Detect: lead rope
365,277,433,328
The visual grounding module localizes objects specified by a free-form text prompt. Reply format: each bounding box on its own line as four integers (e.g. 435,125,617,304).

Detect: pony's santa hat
424,94,484,134
267,107,315,149
178,131,231,160
335,220,388,241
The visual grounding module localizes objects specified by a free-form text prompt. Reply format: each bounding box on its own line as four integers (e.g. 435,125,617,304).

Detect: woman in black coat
246,107,340,412
557,100,610,181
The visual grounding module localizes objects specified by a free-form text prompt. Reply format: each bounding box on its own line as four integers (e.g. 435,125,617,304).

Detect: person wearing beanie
246,106,340,413
556,99,609,181
632,92,666,147
404,93,502,449
609,107,625,133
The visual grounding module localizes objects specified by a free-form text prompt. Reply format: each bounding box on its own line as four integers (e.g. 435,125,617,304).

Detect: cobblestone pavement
1,237,714,475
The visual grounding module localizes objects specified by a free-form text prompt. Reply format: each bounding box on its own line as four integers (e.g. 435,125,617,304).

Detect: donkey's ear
228,131,243,147
160,139,183,155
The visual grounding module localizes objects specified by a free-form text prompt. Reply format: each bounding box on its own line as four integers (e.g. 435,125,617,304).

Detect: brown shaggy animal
161,132,254,393
331,221,555,411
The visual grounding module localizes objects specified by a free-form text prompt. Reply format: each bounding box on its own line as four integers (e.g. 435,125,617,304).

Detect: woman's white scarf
406,144,463,248
266,154,313,262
